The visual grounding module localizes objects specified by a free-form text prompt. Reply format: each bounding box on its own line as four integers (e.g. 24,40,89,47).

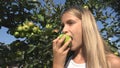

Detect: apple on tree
14,31,20,38
32,26,39,33
27,22,34,27
17,25,23,32
22,24,30,32
20,32,25,38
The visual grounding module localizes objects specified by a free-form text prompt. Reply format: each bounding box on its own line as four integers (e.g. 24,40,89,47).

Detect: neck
72,46,86,64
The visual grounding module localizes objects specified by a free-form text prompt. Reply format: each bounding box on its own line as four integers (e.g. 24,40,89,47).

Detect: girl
52,6,120,68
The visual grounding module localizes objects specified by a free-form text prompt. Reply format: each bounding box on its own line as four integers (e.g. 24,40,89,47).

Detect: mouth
70,36,73,40
67,35,73,41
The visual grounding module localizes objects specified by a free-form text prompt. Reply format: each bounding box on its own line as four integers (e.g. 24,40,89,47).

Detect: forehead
61,12,80,23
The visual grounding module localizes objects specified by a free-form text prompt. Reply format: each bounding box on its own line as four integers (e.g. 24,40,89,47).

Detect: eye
66,20,75,26
68,21,74,25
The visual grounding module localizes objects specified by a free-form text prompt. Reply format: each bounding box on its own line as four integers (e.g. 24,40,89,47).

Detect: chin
70,46,77,51
70,44,82,51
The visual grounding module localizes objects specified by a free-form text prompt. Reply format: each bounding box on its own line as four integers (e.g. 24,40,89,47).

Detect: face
61,12,83,51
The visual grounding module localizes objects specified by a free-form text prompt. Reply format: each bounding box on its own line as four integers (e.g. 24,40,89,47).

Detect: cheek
75,30,82,46
70,22,82,50
73,24,82,43
71,28,82,50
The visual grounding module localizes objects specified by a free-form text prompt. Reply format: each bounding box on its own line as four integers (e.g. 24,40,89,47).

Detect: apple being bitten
58,34,72,47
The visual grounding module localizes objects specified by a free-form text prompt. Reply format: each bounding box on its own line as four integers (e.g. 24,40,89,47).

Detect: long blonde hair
62,6,112,68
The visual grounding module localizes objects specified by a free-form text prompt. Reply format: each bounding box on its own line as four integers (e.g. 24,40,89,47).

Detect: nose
62,25,69,34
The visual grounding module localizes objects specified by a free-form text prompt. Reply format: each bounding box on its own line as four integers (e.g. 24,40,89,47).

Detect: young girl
52,6,120,68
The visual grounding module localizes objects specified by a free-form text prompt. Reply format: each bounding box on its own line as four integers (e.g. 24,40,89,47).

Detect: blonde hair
62,6,112,68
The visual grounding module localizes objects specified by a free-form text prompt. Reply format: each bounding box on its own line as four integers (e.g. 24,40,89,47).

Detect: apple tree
0,0,62,67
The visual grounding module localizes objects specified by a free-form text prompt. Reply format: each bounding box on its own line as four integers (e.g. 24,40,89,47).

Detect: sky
0,27,16,44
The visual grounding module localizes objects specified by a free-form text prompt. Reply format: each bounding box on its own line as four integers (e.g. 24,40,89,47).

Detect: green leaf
27,44,36,54
38,14,44,22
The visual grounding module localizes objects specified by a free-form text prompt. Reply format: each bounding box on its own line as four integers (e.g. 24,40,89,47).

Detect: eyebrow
66,19,76,23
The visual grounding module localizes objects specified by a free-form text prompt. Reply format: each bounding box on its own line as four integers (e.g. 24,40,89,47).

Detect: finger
63,47,70,54
56,35,66,48
60,38,71,51
52,37,59,49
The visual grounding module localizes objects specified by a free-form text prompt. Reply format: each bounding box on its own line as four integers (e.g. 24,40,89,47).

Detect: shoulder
107,54,120,68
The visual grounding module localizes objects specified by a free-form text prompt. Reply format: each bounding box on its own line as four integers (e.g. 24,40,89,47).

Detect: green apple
27,22,34,27
33,26,39,33
58,34,72,47
17,25,23,32
19,32,25,38
83,5,88,9
23,25,29,31
14,31,20,38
